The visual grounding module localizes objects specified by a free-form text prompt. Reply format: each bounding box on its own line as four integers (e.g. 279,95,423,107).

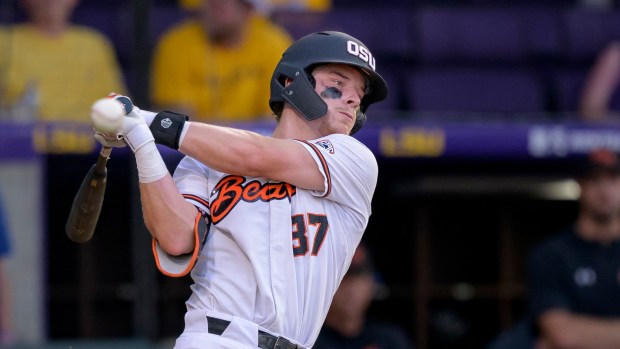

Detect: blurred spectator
266,0,331,12
579,41,620,121
179,0,331,13
527,148,620,349
0,194,12,346
0,0,126,123
150,0,292,122
313,243,414,349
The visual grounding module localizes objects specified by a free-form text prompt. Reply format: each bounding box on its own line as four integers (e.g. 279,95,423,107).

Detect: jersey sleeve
152,155,211,277
173,155,211,212
295,134,378,230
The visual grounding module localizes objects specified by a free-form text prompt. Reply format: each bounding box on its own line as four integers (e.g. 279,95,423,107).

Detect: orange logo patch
210,175,296,224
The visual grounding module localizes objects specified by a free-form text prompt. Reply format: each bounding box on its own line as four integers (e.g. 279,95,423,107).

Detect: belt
206,316,304,349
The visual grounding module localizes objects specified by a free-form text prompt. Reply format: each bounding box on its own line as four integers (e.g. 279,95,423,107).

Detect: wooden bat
65,95,132,243
65,146,112,243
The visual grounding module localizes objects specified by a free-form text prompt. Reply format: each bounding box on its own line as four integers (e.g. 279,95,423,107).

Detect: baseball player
95,31,388,348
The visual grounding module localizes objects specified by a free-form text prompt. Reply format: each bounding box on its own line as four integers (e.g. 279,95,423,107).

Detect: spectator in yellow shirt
0,0,126,123
267,0,331,12
181,0,331,12
150,0,293,122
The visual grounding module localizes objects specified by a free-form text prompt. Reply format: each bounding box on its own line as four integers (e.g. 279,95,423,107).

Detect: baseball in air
90,98,125,133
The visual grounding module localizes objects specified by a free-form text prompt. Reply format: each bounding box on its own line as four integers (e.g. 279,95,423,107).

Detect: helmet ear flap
350,111,366,135
281,69,327,121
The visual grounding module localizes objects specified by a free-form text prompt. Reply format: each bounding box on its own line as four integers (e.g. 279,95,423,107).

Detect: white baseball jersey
155,133,378,348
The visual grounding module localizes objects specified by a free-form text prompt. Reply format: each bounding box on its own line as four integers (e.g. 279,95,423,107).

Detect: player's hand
106,93,188,151
91,93,130,148
119,108,154,153
104,93,156,153
92,111,152,154
94,131,126,148
109,93,156,126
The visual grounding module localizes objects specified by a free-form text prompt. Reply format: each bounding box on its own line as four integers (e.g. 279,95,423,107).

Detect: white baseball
91,98,125,133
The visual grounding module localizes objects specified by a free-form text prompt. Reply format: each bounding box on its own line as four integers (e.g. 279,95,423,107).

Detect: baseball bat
65,146,112,243
65,95,133,243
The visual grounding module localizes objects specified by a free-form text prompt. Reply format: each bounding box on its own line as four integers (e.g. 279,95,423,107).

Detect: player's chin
319,119,351,136
331,123,352,136
336,116,355,134
343,120,355,135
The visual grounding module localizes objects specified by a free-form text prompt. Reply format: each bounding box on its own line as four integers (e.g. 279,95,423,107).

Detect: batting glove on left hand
94,131,126,148
92,94,133,148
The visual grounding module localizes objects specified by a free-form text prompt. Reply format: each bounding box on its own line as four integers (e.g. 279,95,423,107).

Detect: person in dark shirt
314,243,414,349
528,148,620,349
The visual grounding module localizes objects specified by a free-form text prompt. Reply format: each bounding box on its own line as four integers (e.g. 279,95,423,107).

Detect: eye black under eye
320,87,342,99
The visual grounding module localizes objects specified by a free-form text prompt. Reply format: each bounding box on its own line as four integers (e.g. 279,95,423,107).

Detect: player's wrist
122,122,154,153
135,107,157,126
134,141,168,183
149,111,189,150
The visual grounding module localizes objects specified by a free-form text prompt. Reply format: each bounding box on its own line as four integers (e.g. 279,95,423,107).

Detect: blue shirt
0,197,11,257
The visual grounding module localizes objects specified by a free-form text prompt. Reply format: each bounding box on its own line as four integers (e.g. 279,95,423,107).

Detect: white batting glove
110,94,157,126
108,94,168,182
106,94,189,151
94,131,126,148
103,94,156,153
92,94,131,148
118,109,154,153
134,106,157,127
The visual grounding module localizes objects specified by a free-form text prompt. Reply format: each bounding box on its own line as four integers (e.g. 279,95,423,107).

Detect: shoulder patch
315,139,335,154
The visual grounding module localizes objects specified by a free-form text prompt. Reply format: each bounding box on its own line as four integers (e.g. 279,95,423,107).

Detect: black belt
206,316,304,349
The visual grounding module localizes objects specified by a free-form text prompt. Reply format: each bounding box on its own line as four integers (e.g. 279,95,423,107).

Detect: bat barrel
65,161,108,243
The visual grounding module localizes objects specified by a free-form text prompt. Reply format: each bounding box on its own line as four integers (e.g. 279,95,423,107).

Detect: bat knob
108,93,134,115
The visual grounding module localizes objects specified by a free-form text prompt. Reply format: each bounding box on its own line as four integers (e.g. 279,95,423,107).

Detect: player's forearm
539,310,620,349
179,122,277,178
177,122,324,190
139,176,197,256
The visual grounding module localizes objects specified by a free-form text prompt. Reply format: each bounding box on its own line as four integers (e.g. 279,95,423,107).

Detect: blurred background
2,0,620,348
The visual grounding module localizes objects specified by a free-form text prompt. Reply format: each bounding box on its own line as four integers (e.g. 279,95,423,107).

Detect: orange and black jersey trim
299,140,332,197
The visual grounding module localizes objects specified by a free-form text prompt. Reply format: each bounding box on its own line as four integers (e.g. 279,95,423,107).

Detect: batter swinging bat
65,96,132,243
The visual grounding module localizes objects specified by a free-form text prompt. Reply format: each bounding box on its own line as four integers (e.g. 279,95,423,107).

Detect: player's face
311,64,366,136
579,171,620,223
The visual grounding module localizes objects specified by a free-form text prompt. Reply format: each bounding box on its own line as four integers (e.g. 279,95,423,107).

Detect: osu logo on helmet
346,40,376,70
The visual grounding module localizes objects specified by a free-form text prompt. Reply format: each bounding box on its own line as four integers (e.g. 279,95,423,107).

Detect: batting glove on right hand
91,94,156,153
110,94,157,126
103,94,169,183
101,94,188,151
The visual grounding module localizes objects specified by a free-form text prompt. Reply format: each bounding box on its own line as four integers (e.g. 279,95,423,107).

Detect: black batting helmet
269,31,388,135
